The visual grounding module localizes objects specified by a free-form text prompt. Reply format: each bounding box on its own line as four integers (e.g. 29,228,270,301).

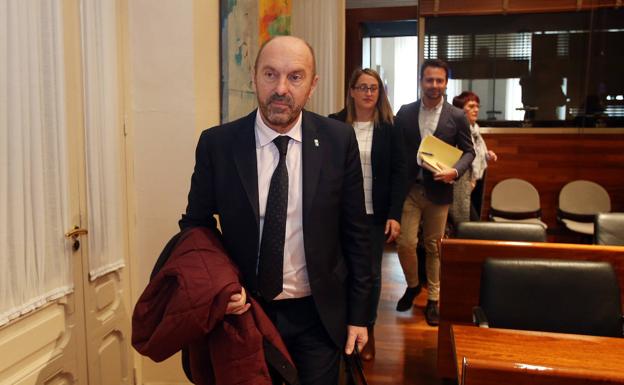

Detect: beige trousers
396,184,449,301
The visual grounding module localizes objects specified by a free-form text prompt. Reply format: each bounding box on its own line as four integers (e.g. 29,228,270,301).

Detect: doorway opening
361,21,418,113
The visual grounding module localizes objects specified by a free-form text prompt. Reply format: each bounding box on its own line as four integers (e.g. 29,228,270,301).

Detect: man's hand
434,167,458,184
345,325,368,355
385,219,401,243
225,287,251,315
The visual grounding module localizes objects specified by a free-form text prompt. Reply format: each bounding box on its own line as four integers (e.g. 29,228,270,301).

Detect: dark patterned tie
258,136,290,301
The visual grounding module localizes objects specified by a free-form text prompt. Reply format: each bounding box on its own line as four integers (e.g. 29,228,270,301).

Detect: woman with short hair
449,91,498,226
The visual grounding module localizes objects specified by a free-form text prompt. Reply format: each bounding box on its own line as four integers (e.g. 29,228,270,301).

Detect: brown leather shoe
425,300,440,326
361,325,375,361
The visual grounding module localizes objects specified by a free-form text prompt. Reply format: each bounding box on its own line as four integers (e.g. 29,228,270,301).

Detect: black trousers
367,215,387,325
261,296,341,385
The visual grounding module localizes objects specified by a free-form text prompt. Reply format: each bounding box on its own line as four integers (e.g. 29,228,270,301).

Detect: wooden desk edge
451,325,624,384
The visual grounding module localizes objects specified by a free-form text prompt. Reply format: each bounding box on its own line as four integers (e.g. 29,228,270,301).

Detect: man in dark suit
179,36,371,385
394,59,475,326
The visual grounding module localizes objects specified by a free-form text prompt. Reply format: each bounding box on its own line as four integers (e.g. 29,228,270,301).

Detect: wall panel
419,0,619,15
419,0,504,15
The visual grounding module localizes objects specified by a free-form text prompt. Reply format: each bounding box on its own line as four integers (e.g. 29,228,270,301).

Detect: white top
417,99,444,168
419,99,443,139
353,121,374,215
470,122,489,180
254,110,310,299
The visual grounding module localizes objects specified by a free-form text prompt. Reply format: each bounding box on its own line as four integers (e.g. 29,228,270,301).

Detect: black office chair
455,222,547,242
594,213,624,246
473,258,623,337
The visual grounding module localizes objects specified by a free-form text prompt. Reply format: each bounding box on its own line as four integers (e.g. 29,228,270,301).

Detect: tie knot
273,136,290,157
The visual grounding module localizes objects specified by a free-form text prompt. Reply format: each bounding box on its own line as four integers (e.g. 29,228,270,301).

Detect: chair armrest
472,306,489,328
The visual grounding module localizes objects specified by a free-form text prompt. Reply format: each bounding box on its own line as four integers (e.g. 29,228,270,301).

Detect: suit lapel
233,111,260,224
433,102,450,138
302,110,323,219
414,100,422,144
371,122,381,174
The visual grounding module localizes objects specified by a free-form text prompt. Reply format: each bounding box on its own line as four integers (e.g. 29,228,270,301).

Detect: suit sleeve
394,105,419,183
387,122,408,222
340,128,373,326
179,130,218,231
452,112,476,178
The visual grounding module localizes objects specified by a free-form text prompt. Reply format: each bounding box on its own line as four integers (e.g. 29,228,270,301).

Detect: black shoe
425,300,439,326
396,285,422,311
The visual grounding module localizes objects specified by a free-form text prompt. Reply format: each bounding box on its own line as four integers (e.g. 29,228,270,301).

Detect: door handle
65,226,88,251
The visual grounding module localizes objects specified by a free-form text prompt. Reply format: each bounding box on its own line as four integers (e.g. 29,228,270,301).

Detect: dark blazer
328,109,407,225
396,100,475,205
179,110,372,348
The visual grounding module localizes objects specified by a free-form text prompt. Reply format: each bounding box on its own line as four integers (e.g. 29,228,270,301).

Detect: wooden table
438,239,624,379
452,325,624,385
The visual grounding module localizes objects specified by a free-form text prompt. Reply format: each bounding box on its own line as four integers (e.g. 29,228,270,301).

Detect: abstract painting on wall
220,0,291,123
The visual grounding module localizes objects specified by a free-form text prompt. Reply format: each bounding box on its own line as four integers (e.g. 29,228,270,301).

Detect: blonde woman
329,68,407,360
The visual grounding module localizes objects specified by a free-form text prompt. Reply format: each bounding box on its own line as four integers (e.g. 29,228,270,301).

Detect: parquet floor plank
363,248,449,385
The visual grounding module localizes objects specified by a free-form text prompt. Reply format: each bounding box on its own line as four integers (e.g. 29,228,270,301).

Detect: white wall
125,0,219,383
128,0,195,289
292,0,345,116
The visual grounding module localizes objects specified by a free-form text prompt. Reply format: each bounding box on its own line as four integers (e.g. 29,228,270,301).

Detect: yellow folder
417,135,463,174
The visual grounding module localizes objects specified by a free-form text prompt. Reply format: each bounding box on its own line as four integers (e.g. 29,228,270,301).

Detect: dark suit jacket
328,109,407,225
179,110,372,348
396,100,475,205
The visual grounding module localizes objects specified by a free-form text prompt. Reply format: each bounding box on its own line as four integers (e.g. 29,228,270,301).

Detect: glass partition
425,8,624,127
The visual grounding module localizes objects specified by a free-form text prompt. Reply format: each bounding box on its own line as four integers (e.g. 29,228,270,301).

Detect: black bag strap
149,228,190,280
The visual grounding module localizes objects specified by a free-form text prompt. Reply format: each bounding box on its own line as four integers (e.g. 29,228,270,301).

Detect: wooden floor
363,247,449,385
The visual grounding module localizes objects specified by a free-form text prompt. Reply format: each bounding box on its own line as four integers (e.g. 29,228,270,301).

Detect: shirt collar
255,109,303,148
420,98,444,112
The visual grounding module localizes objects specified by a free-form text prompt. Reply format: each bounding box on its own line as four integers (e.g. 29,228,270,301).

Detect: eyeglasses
353,84,379,93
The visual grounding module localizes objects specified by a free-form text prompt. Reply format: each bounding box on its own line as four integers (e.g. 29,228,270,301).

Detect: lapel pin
314,139,319,147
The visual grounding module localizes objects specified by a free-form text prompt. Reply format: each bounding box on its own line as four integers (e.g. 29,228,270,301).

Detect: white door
0,0,132,384
78,0,133,383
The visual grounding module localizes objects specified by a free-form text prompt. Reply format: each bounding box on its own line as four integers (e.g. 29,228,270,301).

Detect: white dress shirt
255,110,310,299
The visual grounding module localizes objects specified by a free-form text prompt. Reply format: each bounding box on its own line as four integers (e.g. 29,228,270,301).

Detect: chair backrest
490,178,541,214
559,180,611,216
595,213,624,246
479,258,623,337
456,222,546,242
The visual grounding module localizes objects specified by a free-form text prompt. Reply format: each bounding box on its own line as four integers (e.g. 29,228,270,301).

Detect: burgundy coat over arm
132,227,297,385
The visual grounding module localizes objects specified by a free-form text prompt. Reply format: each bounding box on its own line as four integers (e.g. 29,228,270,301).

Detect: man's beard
259,93,304,130
425,88,444,100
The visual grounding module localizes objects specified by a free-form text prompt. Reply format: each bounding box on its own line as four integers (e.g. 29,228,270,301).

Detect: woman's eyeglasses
353,84,379,93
